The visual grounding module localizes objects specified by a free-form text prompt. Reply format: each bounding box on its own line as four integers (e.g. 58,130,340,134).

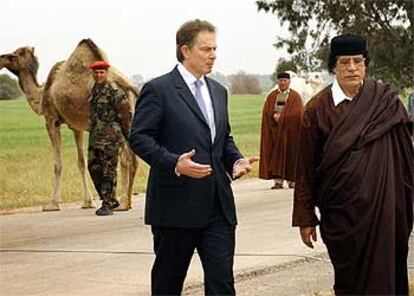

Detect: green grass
0,95,264,209
229,94,263,157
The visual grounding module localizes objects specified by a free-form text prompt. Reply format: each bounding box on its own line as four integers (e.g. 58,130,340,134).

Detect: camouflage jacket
88,81,132,148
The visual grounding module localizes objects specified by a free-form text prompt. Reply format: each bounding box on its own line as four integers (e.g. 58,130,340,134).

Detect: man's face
92,69,108,85
181,30,216,78
334,54,366,91
278,78,290,91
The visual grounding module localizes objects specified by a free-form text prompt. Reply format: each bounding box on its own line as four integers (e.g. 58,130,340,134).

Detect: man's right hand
273,112,280,123
300,226,317,249
175,149,212,179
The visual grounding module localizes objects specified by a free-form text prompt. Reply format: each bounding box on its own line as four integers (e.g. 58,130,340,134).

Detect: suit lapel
172,68,210,129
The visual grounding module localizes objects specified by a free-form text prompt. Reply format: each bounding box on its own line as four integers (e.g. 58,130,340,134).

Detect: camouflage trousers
87,144,120,205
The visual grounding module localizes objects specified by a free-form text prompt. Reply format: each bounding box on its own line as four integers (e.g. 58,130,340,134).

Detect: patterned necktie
194,80,209,122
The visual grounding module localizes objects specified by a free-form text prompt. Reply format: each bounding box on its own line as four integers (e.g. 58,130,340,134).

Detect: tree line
133,71,274,95
0,71,274,101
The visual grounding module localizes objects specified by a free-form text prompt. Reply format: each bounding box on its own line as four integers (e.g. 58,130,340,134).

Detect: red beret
89,60,110,70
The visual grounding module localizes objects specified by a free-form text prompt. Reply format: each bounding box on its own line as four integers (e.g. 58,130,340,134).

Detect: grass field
0,95,264,209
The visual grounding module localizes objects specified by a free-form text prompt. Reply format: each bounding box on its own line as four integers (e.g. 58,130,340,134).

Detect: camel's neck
18,69,43,115
309,81,322,92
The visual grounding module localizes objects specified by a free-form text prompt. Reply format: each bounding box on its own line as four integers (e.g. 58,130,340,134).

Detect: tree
0,74,22,100
256,0,414,89
256,74,274,93
131,74,145,90
229,71,262,94
209,71,230,88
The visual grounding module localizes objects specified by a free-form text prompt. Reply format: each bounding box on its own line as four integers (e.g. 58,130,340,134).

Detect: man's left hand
232,156,259,179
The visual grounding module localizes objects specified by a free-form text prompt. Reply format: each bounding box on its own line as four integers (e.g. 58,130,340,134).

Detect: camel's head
0,47,39,77
305,72,324,87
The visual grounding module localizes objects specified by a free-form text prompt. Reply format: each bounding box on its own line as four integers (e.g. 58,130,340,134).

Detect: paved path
1,179,413,296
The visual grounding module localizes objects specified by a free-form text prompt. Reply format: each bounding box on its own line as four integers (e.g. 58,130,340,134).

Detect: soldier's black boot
95,203,113,216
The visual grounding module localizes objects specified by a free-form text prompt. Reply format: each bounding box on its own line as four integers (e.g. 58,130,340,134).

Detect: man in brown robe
292,34,414,295
259,72,304,189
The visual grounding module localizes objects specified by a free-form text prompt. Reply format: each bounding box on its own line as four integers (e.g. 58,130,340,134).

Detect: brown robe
259,89,304,181
292,80,414,295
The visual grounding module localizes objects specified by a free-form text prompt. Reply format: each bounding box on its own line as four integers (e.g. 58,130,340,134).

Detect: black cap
328,34,369,72
277,72,290,79
331,34,367,56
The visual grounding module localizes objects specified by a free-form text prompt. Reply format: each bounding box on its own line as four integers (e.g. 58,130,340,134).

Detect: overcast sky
2,0,289,81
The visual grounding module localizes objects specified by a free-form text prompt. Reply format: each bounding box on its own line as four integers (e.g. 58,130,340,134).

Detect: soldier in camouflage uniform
88,60,132,216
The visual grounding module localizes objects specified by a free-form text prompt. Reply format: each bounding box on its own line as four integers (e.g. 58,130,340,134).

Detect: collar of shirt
90,82,109,101
177,63,216,141
177,63,207,95
278,88,290,95
331,78,354,106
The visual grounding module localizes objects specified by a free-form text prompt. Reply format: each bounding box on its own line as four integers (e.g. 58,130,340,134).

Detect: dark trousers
151,200,236,296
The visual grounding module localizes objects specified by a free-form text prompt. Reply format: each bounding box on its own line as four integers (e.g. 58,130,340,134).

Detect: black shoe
107,199,120,210
95,206,113,216
271,184,283,189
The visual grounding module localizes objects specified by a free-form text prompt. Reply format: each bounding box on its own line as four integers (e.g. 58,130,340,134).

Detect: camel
0,39,138,211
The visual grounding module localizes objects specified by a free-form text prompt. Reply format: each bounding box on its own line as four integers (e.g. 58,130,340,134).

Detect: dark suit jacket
129,67,243,228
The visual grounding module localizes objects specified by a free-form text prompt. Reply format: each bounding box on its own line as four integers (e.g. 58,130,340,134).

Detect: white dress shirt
331,78,354,106
177,63,216,142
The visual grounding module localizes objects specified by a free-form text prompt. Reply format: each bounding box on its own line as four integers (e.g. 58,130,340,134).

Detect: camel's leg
128,146,139,209
114,144,137,211
43,118,63,211
73,130,96,209
116,144,131,211
127,147,138,209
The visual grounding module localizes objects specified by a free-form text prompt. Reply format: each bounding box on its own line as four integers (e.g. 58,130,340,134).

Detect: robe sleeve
259,91,278,179
292,105,320,227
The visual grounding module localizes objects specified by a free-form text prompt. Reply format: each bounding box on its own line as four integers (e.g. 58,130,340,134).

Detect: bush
229,71,262,95
0,74,22,100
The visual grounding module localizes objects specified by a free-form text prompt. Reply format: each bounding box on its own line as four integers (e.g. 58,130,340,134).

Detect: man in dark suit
129,19,258,296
